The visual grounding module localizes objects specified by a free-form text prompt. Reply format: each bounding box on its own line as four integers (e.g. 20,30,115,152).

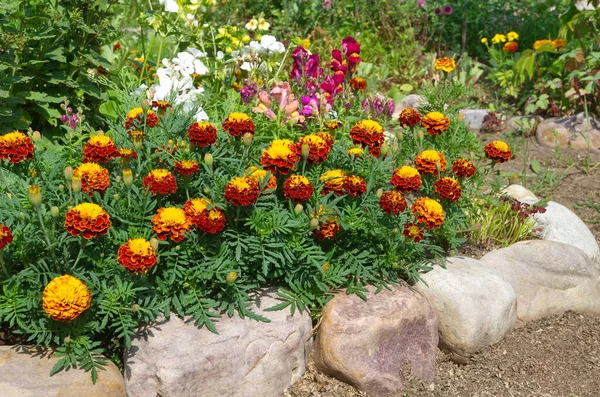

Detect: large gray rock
313,284,438,397
125,289,313,397
480,240,600,324
0,346,125,397
392,94,427,119
536,113,600,151
458,109,491,131
414,257,517,359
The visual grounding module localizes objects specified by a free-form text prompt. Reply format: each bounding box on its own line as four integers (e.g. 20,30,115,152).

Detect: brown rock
536,113,600,151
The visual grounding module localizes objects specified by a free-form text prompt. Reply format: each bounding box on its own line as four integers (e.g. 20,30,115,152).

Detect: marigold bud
301,143,310,159
28,185,42,208
380,142,389,157
141,99,150,111
133,137,143,150
150,238,159,252
226,271,238,283
396,131,404,142
242,132,254,146
294,203,304,215
131,304,140,313
113,193,120,200
417,130,424,142
72,175,82,193
322,263,331,273
58,184,64,191
204,153,213,167
64,166,74,182
64,336,72,344
123,168,133,186
435,161,442,174
310,218,319,230
376,188,384,198
50,206,59,218
32,131,42,142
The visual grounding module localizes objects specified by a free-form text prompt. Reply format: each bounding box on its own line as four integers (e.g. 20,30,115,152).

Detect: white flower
257,18,270,31
216,51,224,60
159,0,179,13
245,18,258,31
260,35,285,54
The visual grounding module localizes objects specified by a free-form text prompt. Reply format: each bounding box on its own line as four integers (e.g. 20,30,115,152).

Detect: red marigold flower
152,100,172,110
415,150,447,176
188,122,218,147
82,135,119,163
184,198,226,234
411,197,445,229
324,120,342,131
0,223,13,250
64,203,111,239
434,177,462,202
502,42,518,53
298,133,333,165
349,120,385,152
420,112,450,135
74,163,111,195
117,238,158,274
224,177,260,206
261,139,301,175
316,132,334,147
313,220,341,240
391,166,422,192
174,160,200,176
143,169,178,195
398,108,422,128
349,77,367,92
379,191,407,215
403,223,424,242
0,131,34,163
283,175,314,203
552,39,566,50
245,166,277,191
343,175,367,197
151,207,192,242
320,169,346,196
125,108,159,129
484,141,512,163
222,112,255,137
452,158,476,178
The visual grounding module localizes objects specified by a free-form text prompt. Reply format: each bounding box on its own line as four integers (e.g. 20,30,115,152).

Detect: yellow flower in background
533,39,554,50
481,37,488,44
245,18,258,31
507,31,519,41
257,17,270,31
434,57,456,73
491,34,507,44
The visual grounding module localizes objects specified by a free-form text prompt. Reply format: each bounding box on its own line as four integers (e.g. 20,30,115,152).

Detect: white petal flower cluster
249,35,285,56
159,0,179,13
230,35,285,72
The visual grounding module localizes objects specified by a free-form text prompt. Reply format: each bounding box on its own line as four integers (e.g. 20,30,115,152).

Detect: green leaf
530,159,542,174
23,91,64,103
45,48,67,63
99,100,119,122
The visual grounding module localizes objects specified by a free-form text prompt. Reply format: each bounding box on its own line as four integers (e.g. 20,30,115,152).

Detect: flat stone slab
536,112,600,151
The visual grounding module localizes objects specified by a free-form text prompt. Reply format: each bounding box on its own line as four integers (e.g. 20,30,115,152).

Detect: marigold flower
152,100,172,112
348,147,364,158
492,34,507,44
222,112,255,137
313,220,341,240
64,203,111,239
261,139,301,175
174,160,200,176
324,120,342,131
298,133,332,164
420,112,450,135
82,135,119,163
225,177,260,206
118,148,138,166
320,169,346,196
507,31,519,41
552,39,566,50
452,158,476,178
42,275,91,322
143,169,177,195
349,77,367,92
415,150,447,176
151,207,192,242
117,238,158,274
74,162,111,195
128,130,146,140
188,122,218,147
411,197,445,229
343,175,367,197
434,177,462,202
316,131,334,147
245,166,277,191
391,166,422,192
379,191,407,215
0,223,13,250
503,42,518,53
481,37,488,44
0,131,34,163
349,120,385,154
403,223,424,242
533,39,554,50
283,175,314,203
484,141,512,163
184,198,226,234
125,108,159,129
434,57,456,73
398,108,421,128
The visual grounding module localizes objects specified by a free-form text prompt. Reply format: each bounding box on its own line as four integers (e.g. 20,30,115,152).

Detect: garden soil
285,136,600,397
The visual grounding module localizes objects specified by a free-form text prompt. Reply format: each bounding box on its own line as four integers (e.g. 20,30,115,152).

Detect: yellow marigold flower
74,162,111,195
481,37,488,44
42,275,91,322
118,238,157,274
0,131,35,163
434,57,456,73
507,31,519,42
484,140,512,163
348,147,364,158
261,139,301,175
320,169,346,196
245,166,277,191
415,150,447,176
420,112,450,135
411,197,445,229
152,207,192,242
533,39,554,50
491,34,507,44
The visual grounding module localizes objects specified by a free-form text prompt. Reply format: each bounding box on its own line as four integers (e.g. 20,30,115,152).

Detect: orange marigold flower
415,150,447,176
379,191,407,215
42,275,91,322
188,122,218,147
403,223,424,242
348,147,364,158
174,160,200,176
82,135,119,163
225,177,261,206
324,120,342,131
552,39,566,50
183,198,226,234
452,158,476,178
391,166,422,192
533,39,554,50
484,141,512,163
298,133,332,165
343,175,367,198
143,169,177,195
434,57,456,72
349,120,385,152
313,220,341,240
64,203,111,239
320,169,346,196
283,175,314,203
117,238,158,274
0,131,34,163
0,223,13,250
151,207,192,242
502,42,518,53
411,197,445,229
398,108,422,128
222,112,255,137
74,162,111,195
317,131,334,147
420,112,450,135
125,108,159,129
245,166,277,191
261,139,301,175
349,77,367,92
434,177,462,202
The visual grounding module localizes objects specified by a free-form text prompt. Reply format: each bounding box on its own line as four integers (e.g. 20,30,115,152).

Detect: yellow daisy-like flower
257,17,270,31
245,18,258,31
434,57,456,73
507,31,519,42
481,37,488,44
42,275,91,322
491,34,507,44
